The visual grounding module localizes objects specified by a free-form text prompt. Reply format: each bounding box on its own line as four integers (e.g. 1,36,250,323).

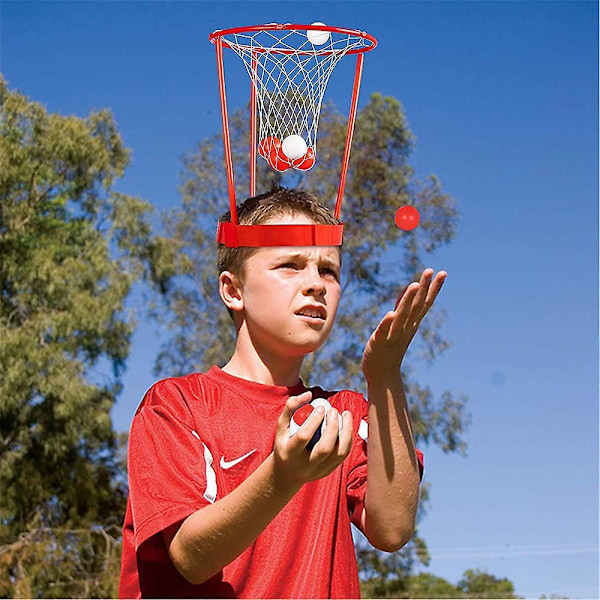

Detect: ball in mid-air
306,22,330,46
281,135,308,161
290,398,343,450
395,205,420,231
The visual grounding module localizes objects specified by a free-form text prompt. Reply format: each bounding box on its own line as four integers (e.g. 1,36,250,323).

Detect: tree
152,92,470,588
405,572,463,598
458,568,519,599
0,76,184,597
371,569,523,599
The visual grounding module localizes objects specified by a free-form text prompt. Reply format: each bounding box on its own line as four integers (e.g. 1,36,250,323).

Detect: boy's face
224,213,342,358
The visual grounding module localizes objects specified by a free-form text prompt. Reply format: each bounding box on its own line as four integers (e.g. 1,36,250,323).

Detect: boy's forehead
247,214,341,267
252,246,341,266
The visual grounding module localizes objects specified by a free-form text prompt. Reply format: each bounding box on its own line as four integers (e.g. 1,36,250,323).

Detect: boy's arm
163,391,354,585
360,269,447,552
163,452,302,584
360,376,420,552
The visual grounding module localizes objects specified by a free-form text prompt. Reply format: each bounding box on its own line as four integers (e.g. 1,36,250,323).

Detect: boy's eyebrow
273,252,340,270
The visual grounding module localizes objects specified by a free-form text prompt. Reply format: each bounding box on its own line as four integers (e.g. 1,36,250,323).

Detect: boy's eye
278,263,339,280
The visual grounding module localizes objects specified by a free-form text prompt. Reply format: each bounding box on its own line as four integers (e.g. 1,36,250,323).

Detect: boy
119,187,447,598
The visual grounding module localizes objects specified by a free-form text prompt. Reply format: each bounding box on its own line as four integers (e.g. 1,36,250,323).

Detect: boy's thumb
279,391,312,427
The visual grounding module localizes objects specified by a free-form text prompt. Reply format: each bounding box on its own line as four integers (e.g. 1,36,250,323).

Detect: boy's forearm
364,375,421,551
171,452,302,585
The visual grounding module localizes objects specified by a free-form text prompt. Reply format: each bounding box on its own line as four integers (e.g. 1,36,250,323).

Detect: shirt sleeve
127,379,215,552
344,391,425,532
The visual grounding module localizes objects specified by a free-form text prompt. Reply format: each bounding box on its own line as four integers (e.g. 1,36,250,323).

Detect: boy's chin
288,339,329,356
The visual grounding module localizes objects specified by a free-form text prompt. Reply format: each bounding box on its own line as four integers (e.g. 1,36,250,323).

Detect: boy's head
217,186,343,354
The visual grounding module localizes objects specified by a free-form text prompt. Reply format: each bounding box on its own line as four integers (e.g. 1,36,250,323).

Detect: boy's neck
221,355,304,388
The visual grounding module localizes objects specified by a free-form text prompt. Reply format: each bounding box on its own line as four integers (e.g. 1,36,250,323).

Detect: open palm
361,268,447,382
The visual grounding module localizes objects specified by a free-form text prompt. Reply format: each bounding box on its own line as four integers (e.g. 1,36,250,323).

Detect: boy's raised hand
272,391,353,487
361,268,447,382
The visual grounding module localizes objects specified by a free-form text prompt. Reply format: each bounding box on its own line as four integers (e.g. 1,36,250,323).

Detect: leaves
0,524,123,598
0,76,177,596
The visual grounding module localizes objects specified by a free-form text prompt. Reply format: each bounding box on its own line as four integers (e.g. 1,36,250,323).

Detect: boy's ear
219,271,244,314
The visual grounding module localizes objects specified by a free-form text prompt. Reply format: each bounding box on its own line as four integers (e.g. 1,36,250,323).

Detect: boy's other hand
361,268,447,383
272,391,353,487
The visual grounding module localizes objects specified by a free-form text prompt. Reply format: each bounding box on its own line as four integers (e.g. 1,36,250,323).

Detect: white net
219,25,371,171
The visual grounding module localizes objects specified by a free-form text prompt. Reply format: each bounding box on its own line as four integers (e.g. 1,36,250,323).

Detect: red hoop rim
209,23,377,56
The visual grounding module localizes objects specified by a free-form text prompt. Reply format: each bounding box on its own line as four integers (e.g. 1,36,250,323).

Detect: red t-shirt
119,366,424,599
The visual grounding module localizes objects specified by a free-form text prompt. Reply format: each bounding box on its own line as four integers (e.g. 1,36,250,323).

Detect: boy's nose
302,267,327,295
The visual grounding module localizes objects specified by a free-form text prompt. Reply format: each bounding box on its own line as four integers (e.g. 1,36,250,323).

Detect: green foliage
458,568,520,599
357,531,415,598
0,75,182,596
405,572,463,598
0,522,122,598
360,568,522,599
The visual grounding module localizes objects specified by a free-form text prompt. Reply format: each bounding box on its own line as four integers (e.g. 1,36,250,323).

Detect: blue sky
4,1,598,598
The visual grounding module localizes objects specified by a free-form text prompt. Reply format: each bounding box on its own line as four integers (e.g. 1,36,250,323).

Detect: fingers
388,283,420,339
394,282,416,311
421,270,447,317
406,269,434,325
314,411,354,473
290,404,326,451
278,391,312,434
335,410,354,458
275,402,354,485
390,269,448,339
310,409,353,464
309,407,340,455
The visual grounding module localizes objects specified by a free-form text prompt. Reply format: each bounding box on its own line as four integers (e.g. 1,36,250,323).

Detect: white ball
310,398,332,411
306,22,330,46
281,134,308,160
307,399,343,437
289,398,343,441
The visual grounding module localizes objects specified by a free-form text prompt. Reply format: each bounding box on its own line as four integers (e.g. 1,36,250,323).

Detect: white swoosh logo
220,449,257,469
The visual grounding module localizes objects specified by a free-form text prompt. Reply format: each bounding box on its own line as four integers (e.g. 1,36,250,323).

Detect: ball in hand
290,398,343,450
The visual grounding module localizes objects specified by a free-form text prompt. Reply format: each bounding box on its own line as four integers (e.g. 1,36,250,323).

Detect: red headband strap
216,222,344,247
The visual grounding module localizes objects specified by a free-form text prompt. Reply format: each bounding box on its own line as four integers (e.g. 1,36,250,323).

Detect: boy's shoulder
134,371,204,416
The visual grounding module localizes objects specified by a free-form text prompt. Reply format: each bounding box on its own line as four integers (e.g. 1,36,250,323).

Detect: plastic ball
282,135,308,161
268,144,291,171
395,205,420,231
289,398,343,450
307,22,331,46
293,147,316,171
258,136,280,159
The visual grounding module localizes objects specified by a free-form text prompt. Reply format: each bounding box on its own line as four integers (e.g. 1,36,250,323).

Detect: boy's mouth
294,305,327,321
295,313,325,325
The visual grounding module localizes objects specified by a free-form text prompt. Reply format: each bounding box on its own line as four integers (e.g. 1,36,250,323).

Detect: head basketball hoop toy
209,23,377,247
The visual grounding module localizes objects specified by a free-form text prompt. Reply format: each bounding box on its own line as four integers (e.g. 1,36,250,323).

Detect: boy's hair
217,186,342,323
